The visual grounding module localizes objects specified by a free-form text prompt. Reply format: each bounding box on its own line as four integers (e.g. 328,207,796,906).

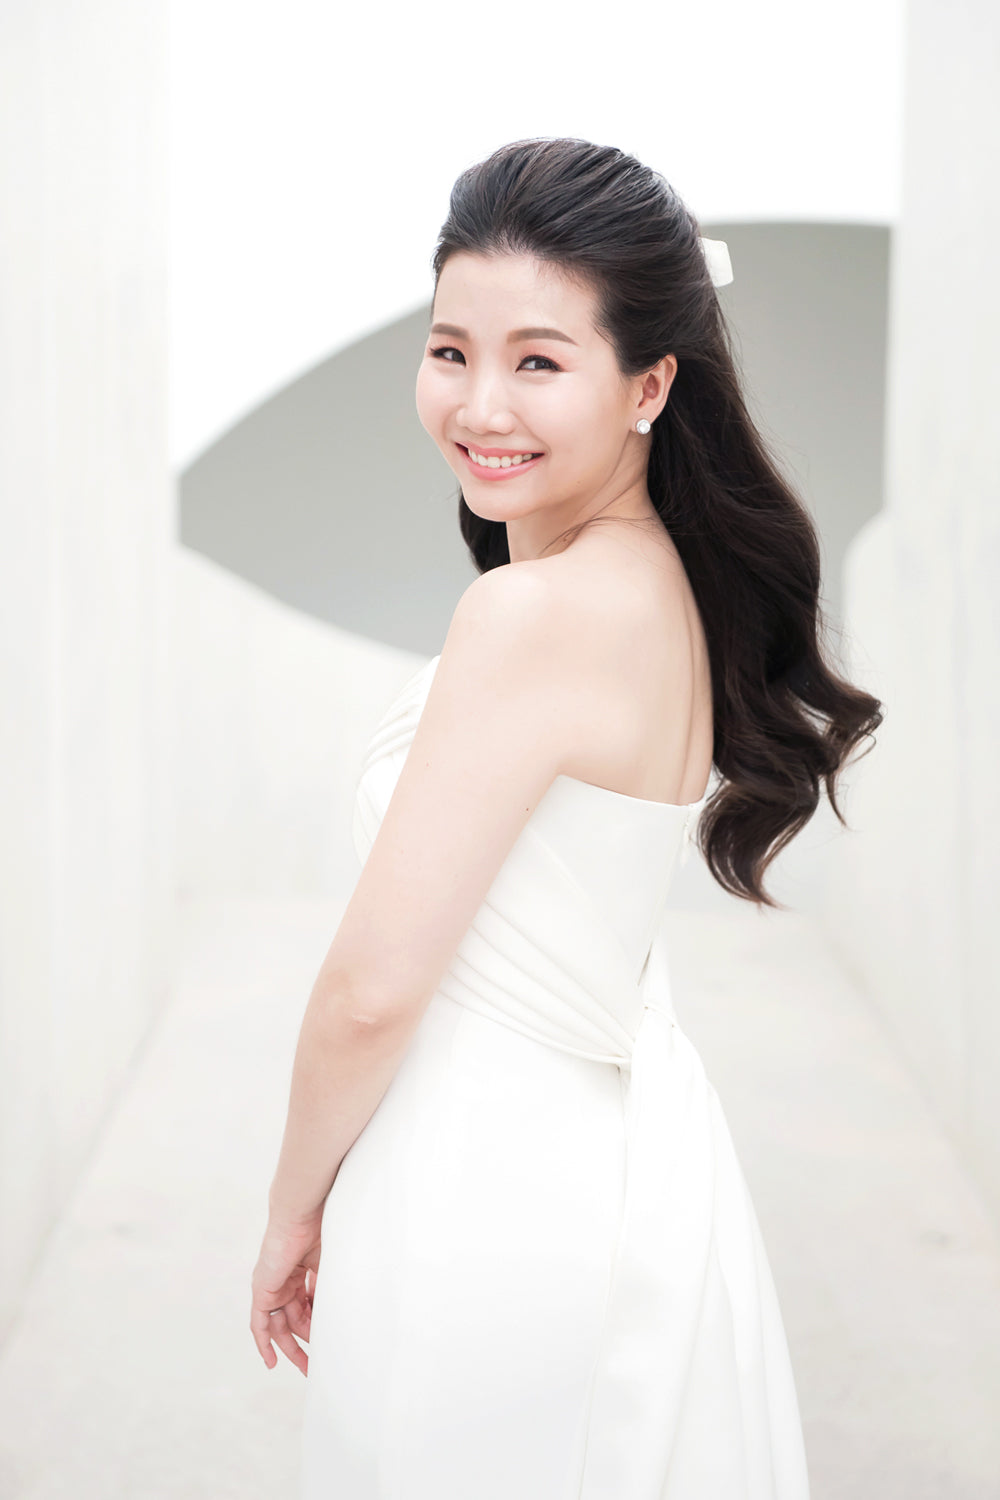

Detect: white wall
829,0,1000,1217
173,548,426,905
0,4,173,1342
169,0,905,472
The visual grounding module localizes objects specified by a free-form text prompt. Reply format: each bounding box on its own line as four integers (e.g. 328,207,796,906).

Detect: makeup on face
454,441,545,481
415,252,639,513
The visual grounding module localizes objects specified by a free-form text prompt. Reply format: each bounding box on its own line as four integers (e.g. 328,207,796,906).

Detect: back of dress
300,655,811,1500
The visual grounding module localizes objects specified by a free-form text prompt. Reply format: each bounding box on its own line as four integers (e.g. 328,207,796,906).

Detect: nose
457,368,516,438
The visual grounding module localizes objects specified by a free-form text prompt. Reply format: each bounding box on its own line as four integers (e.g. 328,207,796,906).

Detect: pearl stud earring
636,418,651,435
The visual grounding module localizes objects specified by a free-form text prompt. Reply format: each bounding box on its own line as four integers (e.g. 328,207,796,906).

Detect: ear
634,354,678,427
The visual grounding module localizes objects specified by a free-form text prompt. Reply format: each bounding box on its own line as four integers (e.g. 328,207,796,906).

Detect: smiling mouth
457,443,543,472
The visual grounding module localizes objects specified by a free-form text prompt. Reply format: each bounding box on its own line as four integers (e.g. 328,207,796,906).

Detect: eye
520,355,560,372
429,345,465,364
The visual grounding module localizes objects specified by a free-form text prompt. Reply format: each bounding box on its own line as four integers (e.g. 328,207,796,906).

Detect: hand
250,1206,324,1376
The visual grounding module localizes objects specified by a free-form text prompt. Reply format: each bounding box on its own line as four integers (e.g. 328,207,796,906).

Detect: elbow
312,965,414,1035
343,1003,405,1036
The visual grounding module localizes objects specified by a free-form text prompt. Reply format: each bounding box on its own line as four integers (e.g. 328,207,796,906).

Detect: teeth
467,448,537,467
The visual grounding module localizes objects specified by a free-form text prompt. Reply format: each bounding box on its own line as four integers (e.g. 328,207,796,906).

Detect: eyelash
428,346,561,373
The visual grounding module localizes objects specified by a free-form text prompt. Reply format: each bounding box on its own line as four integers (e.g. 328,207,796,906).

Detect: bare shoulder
435,534,711,802
441,536,712,804
449,558,559,646
433,559,599,777
448,551,651,670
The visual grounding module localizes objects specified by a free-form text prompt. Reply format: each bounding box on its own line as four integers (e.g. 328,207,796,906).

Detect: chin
458,487,504,523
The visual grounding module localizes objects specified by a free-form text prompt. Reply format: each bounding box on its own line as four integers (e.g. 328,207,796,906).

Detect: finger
284,1293,312,1342
250,1304,279,1368
268,1310,309,1376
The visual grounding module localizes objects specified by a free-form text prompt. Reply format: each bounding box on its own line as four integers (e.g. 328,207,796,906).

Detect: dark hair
430,136,884,909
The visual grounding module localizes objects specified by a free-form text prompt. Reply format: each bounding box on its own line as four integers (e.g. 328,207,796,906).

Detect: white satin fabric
299,656,810,1499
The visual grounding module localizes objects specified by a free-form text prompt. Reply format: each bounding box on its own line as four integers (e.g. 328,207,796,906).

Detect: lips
464,444,539,458
455,442,544,481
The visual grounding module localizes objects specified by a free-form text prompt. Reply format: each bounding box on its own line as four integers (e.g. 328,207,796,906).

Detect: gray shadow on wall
707,221,890,633
180,304,474,658
179,224,889,655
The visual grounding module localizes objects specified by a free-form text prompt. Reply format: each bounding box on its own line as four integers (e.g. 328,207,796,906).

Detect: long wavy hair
430,137,884,908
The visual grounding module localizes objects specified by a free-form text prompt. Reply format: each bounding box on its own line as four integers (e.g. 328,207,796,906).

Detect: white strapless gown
299,655,811,1499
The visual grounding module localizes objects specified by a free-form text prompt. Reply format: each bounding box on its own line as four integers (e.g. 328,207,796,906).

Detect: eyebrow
429,322,579,346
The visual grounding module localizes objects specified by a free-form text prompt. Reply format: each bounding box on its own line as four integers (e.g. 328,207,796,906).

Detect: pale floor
0,897,998,1499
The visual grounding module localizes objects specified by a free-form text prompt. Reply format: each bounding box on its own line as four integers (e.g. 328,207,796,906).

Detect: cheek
414,364,448,439
540,383,613,452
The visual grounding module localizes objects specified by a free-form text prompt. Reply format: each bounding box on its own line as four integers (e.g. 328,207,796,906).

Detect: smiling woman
415,251,675,546
251,136,882,1500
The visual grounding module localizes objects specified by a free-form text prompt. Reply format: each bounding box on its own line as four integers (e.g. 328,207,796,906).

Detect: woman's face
415,251,671,546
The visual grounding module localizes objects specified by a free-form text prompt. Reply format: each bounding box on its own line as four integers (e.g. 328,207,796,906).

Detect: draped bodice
351,654,708,1062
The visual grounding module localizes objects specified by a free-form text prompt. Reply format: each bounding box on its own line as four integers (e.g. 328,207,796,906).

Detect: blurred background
1,0,999,1495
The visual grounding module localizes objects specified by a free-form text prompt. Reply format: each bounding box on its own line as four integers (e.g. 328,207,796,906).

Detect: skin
250,250,713,1376
417,250,673,564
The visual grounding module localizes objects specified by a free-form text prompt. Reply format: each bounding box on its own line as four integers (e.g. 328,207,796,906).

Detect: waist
435,967,664,1068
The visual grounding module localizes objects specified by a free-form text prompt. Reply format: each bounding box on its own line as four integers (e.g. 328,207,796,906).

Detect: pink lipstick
455,442,544,481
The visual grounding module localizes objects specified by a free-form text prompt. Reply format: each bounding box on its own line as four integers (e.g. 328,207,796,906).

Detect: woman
251,138,882,1498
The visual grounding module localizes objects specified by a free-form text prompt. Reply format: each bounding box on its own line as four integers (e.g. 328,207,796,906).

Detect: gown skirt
298,656,811,1499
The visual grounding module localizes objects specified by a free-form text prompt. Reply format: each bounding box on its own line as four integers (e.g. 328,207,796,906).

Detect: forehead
433,251,600,335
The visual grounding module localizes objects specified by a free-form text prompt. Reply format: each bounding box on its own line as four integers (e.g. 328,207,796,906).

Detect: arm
266,562,593,1223
265,991,427,1224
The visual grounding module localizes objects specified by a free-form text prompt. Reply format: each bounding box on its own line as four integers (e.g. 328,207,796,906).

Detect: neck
505,477,659,564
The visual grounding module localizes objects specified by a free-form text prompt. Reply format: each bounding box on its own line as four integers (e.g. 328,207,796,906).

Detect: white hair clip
700,236,733,288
